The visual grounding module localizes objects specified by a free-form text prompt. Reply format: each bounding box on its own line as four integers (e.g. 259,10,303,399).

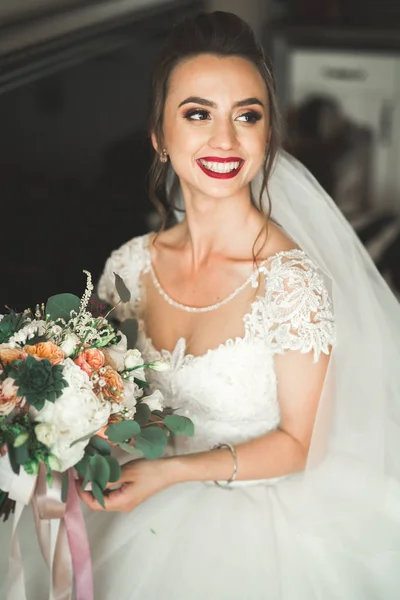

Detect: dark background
1,0,400,311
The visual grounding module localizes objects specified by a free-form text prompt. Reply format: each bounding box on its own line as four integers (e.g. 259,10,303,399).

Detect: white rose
35,359,111,470
124,349,143,370
103,334,128,371
143,389,164,412
60,334,80,357
35,423,58,447
51,440,87,471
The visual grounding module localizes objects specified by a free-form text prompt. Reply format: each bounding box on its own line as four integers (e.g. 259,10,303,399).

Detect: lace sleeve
97,235,150,322
263,250,335,362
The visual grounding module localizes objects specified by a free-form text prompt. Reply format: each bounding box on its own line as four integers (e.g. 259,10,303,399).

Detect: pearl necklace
149,261,268,313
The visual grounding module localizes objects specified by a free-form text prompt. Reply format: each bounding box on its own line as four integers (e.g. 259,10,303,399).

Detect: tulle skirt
2,474,400,600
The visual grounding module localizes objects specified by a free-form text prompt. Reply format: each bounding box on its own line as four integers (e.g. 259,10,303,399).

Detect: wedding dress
79,231,399,600
1,151,400,600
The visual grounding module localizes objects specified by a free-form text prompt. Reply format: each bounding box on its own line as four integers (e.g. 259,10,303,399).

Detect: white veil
170,149,400,534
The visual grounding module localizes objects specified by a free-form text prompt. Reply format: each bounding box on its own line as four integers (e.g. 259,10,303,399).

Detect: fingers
75,478,134,512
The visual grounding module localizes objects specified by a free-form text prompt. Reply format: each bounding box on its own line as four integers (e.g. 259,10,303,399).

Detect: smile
196,157,244,179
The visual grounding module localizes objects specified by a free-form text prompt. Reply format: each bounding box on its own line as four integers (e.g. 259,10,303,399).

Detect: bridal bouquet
0,271,194,599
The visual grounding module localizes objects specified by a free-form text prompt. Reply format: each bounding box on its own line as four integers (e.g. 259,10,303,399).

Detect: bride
78,10,399,600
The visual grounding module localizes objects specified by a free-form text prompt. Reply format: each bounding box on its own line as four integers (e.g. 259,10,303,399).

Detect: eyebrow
178,96,265,109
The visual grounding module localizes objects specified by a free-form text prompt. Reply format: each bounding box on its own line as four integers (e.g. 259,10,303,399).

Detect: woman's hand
76,458,173,512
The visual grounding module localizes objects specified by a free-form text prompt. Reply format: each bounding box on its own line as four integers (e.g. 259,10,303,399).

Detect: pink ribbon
64,469,94,600
7,466,94,600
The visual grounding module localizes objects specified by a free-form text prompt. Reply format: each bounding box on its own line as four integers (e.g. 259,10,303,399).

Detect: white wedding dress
80,232,400,600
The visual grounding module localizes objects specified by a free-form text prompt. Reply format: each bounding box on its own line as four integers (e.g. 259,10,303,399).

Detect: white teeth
199,159,241,173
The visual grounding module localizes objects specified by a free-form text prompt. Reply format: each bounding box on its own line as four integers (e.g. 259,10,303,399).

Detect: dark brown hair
147,10,281,240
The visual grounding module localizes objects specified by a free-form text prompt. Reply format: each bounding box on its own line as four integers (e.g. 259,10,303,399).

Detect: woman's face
157,53,270,201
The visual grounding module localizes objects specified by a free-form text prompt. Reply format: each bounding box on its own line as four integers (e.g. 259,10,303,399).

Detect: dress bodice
97,234,335,453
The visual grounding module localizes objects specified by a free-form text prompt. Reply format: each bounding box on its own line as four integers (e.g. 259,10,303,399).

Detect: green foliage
134,403,151,426
45,293,80,322
105,420,141,443
117,442,143,457
91,481,105,508
10,355,68,409
134,378,149,389
113,273,131,303
135,427,168,460
89,454,110,490
104,455,121,482
89,436,111,456
0,311,29,344
118,318,138,349
163,415,195,437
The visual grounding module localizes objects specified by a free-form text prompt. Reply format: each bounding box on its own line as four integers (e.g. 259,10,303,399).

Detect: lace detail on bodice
244,250,335,362
97,234,335,452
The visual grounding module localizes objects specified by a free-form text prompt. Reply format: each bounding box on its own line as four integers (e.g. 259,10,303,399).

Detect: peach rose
0,377,23,416
74,348,105,375
99,366,124,403
24,342,64,365
0,346,25,366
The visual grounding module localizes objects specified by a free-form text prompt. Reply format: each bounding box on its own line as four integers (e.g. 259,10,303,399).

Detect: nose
208,117,239,151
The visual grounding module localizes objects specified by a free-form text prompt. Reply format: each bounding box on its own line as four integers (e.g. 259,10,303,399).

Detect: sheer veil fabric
171,149,400,539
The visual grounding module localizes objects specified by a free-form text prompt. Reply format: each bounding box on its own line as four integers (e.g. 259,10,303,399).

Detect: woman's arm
164,349,330,483
77,349,331,512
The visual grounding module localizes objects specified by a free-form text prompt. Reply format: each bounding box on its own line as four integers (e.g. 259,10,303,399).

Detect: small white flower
60,333,80,357
35,423,58,447
148,360,170,372
99,379,106,388
143,389,164,412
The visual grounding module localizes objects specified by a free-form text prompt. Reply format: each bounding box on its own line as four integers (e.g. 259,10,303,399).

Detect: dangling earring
159,149,168,163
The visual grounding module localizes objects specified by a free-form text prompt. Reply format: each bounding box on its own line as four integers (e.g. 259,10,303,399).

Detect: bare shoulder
260,221,300,259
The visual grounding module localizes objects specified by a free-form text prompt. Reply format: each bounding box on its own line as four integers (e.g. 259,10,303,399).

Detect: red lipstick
196,157,244,179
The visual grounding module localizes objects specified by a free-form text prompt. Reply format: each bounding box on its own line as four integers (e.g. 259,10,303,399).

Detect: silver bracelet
212,443,238,488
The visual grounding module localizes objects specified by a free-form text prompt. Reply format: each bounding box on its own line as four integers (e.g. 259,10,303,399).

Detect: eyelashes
182,108,263,124
183,108,210,121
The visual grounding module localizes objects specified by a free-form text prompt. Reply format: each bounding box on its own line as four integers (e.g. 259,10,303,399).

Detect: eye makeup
182,108,263,123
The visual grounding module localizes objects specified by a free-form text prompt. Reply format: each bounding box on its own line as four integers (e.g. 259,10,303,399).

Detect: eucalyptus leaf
45,294,81,322
135,403,151,426
113,273,131,303
104,456,122,482
119,318,138,349
61,473,69,503
163,415,195,437
91,481,105,509
89,454,110,490
134,378,149,389
105,420,141,444
118,442,144,457
82,469,92,491
14,442,30,466
135,427,168,460
7,443,20,475
89,436,111,456
70,428,101,447
75,456,89,478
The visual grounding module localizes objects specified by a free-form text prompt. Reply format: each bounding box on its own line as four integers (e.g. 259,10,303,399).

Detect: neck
177,184,266,268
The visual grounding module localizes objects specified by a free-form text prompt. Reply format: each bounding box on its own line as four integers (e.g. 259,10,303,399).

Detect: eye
183,108,210,121
236,111,263,124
